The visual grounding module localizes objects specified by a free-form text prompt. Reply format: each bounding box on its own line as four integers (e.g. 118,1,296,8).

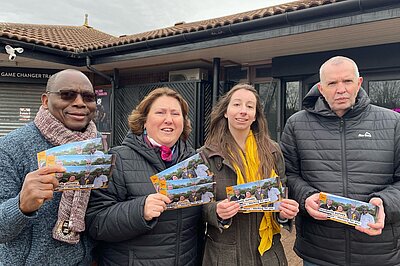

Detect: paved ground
281,226,302,266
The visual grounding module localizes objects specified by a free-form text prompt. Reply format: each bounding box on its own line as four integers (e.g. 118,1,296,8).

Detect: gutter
1,0,399,65
0,37,85,66
82,0,400,60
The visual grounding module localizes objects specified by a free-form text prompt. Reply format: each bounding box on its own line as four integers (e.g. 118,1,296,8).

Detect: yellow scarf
231,130,281,256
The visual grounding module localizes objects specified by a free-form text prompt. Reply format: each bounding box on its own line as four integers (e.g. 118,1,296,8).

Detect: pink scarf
146,135,173,161
34,106,97,244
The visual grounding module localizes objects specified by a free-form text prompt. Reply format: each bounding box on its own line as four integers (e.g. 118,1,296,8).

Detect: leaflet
150,153,215,209
226,176,286,212
37,138,104,162
319,192,378,228
37,138,115,191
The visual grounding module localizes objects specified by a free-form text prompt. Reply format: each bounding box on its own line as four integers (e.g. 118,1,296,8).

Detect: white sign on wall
19,107,31,121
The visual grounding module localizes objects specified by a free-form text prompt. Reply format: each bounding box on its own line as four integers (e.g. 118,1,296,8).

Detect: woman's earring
143,128,147,135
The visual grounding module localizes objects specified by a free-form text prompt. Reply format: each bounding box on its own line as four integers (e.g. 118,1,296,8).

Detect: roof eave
86,0,400,64
0,37,86,66
1,0,399,66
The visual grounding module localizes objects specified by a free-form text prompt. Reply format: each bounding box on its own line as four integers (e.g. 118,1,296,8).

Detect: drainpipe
212,57,220,106
86,56,115,147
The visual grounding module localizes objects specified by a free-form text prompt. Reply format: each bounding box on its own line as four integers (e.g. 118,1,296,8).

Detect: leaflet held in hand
150,153,215,209
37,138,115,191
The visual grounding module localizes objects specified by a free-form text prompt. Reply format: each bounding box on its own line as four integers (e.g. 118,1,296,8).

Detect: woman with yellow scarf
201,84,299,266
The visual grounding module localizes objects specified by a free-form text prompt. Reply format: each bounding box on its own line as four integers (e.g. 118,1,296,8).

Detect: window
285,81,301,121
255,81,278,140
368,80,400,112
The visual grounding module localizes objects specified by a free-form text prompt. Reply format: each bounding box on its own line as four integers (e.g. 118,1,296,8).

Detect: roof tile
0,0,342,52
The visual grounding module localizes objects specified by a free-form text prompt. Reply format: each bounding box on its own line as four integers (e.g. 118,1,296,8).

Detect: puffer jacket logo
358,131,372,138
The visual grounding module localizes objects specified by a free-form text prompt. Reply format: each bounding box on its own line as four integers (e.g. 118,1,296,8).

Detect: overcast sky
1,0,291,36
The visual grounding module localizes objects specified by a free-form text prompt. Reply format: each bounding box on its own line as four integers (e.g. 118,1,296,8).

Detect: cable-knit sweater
0,122,93,265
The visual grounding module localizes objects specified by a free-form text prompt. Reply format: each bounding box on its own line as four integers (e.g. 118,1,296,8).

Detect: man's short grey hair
319,56,360,82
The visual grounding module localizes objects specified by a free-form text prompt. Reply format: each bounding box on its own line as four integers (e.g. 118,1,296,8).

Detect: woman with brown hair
201,84,299,265
86,87,203,265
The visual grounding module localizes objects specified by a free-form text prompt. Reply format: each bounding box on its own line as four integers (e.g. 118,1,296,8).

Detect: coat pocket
203,235,237,266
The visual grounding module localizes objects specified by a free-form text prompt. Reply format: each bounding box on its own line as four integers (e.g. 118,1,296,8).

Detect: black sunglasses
46,90,96,102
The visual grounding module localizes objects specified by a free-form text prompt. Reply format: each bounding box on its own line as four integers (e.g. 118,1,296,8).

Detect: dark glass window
368,80,400,112
255,81,278,140
285,81,300,121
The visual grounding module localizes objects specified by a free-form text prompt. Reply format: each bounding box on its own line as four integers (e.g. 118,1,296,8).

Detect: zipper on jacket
340,118,350,264
345,229,350,264
339,118,347,197
339,119,344,133
175,209,182,265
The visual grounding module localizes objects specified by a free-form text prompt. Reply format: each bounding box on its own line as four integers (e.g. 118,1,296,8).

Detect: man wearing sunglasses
0,69,97,265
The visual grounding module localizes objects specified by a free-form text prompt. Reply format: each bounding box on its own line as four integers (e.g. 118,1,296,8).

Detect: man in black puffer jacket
281,56,400,266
